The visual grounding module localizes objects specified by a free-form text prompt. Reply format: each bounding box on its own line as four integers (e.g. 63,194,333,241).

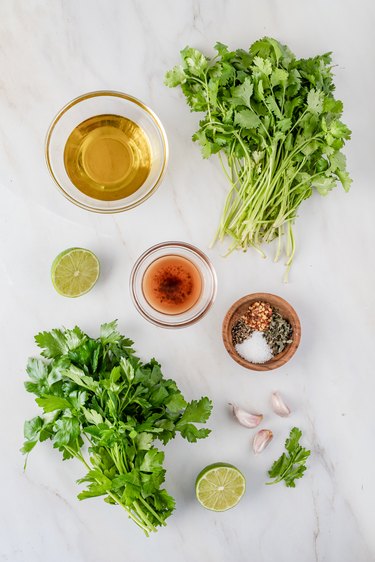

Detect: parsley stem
138,496,166,526
107,492,152,535
133,500,157,533
64,444,153,535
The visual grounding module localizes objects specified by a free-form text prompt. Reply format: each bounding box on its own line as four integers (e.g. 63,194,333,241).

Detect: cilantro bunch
165,37,352,279
22,321,212,535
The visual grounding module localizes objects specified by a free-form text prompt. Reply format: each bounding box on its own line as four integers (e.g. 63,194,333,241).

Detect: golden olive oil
64,114,152,201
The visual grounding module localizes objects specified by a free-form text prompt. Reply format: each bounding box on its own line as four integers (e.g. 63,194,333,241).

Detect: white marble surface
1,1,374,561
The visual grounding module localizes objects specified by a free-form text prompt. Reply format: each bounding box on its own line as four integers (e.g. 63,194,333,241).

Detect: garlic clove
252,429,273,454
229,403,263,428
271,391,291,417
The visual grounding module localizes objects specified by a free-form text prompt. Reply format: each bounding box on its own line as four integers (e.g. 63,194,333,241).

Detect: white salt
235,331,273,364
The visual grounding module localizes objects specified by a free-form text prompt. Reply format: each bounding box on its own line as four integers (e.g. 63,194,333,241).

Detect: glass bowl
45,91,168,213
130,242,217,328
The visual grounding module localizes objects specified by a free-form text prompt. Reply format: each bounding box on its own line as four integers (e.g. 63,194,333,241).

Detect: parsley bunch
22,321,212,535
165,37,352,279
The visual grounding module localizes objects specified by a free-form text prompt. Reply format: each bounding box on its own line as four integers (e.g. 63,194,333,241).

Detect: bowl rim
45,90,169,214
222,292,301,371
130,241,218,329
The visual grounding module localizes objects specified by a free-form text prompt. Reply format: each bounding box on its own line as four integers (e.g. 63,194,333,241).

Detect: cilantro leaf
307,89,324,114
164,65,186,87
180,46,208,76
336,169,352,192
253,56,272,76
234,109,261,129
265,95,283,119
271,67,289,86
231,78,253,107
214,41,229,56
165,38,352,279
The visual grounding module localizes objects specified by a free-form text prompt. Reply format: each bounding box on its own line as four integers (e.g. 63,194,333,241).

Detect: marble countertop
1,1,374,561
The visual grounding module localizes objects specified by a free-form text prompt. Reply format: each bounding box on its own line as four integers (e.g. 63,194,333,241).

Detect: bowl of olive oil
46,91,168,213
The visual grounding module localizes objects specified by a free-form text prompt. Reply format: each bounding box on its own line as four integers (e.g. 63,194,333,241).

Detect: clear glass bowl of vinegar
130,242,217,328
45,91,168,213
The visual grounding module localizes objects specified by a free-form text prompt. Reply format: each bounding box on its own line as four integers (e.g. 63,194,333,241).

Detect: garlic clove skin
271,391,291,417
252,429,273,454
229,403,263,428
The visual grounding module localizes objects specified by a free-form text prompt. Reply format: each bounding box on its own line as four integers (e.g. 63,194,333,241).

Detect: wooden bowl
222,293,301,371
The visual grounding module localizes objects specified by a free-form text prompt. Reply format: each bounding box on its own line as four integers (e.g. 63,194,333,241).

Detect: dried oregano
264,309,293,355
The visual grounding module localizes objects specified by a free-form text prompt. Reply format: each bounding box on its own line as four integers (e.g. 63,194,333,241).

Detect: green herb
266,427,311,487
22,321,212,536
264,308,293,355
165,38,352,279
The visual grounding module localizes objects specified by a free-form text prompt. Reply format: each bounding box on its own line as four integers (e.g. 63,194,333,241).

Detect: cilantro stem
166,39,352,276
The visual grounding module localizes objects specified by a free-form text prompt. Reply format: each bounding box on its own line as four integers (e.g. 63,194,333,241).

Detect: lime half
195,462,246,512
51,248,100,297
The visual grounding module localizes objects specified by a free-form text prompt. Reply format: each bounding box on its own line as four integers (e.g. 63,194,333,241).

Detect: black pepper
231,319,253,345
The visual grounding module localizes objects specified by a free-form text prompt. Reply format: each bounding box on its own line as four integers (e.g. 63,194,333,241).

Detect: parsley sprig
22,321,212,535
165,38,352,279
266,427,311,487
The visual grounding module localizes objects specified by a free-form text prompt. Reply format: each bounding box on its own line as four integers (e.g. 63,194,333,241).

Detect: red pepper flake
241,301,273,331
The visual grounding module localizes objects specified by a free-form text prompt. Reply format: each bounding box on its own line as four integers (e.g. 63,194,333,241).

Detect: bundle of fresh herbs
165,37,352,279
21,321,212,535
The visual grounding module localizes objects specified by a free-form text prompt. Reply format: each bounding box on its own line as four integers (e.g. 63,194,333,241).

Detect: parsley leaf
266,427,311,487
22,321,212,536
176,397,213,426
36,396,71,413
35,329,69,358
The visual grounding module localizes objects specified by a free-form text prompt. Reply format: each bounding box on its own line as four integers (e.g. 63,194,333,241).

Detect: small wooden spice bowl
222,293,301,371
